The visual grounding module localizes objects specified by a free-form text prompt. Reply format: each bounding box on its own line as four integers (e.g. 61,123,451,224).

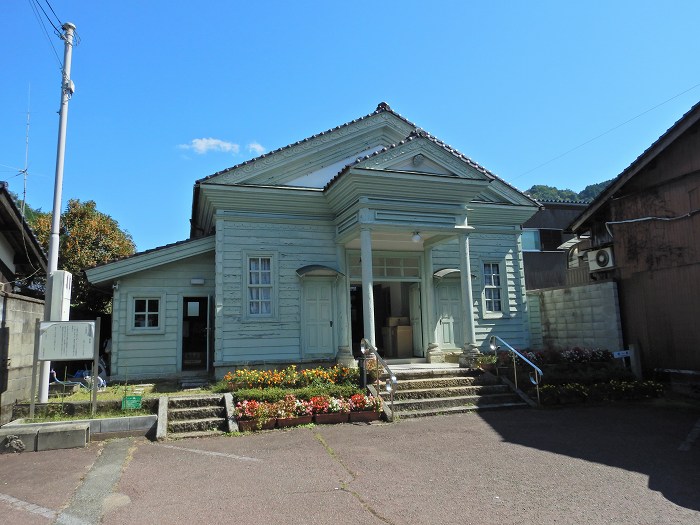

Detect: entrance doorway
182,297,209,371
350,282,423,358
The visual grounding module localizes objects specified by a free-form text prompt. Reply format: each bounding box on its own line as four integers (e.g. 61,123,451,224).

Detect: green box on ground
122,396,142,410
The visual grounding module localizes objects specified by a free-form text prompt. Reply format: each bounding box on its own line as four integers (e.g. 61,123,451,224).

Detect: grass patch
21,408,153,423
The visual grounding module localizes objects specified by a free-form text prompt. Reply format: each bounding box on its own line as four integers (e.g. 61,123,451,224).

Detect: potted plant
348,393,383,423
312,395,348,424
475,354,498,373
234,399,275,431
276,395,313,428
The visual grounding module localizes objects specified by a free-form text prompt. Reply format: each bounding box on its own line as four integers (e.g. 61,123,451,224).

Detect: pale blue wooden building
86,103,539,380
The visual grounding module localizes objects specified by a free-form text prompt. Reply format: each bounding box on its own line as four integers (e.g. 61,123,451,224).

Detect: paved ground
1,401,699,525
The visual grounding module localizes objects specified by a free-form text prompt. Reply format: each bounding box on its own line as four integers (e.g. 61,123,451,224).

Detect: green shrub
231,384,362,403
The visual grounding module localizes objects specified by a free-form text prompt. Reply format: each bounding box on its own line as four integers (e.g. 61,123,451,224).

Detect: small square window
133,298,160,328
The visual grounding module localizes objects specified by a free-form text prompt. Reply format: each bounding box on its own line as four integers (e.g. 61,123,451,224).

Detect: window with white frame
247,255,273,317
483,262,502,313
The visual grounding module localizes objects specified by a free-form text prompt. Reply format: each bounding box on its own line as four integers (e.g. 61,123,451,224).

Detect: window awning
296,265,345,278
433,268,477,279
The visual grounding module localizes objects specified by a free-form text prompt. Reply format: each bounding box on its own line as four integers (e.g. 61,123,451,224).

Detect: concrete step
168,406,225,421
167,429,227,440
389,384,510,401
381,368,483,382
390,392,522,412
395,401,530,419
167,417,227,434
168,395,223,409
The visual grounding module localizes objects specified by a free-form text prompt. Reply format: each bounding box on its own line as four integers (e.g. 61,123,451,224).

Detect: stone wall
527,281,623,352
0,291,44,425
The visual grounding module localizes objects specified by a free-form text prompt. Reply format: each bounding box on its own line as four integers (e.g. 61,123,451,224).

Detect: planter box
276,415,313,428
349,411,381,423
313,413,349,425
236,419,276,432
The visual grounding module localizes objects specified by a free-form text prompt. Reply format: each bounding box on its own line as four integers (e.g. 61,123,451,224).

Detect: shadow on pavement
477,401,700,512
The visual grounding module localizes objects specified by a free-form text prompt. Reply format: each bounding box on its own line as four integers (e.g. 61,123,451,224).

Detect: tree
30,199,136,313
578,179,613,202
525,184,578,202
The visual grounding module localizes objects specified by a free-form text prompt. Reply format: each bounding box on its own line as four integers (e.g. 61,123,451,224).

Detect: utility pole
38,22,76,403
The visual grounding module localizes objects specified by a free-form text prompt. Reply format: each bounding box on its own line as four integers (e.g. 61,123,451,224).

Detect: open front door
182,297,209,371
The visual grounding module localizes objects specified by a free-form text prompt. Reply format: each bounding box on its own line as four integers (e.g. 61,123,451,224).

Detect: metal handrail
489,335,544,405
360,338,397,418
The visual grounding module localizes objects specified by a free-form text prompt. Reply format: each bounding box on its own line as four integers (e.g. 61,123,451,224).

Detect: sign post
30,318,101,418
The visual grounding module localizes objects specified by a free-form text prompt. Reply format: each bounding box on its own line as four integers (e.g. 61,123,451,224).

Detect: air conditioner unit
587,247,615,272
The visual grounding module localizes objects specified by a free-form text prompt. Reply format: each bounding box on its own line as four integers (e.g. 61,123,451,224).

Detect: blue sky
3,1,700,251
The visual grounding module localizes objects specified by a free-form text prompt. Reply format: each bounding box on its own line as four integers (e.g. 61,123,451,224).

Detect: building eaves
0,182,47,270
569,100,700,233
86,235,214,272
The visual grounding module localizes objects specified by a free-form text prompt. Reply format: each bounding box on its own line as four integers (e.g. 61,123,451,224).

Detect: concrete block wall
527,281,623,352
0,292,44,425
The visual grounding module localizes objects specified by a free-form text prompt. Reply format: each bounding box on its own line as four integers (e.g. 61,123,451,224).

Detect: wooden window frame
243,252,278,321
127,291,166,335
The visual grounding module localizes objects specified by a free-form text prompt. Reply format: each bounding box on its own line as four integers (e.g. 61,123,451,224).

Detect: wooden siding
432,232,530,350
111,252,215,379
216,220,337,365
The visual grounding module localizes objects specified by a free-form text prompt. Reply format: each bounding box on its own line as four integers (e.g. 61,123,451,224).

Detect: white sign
39,321,95,361
613,350,632,359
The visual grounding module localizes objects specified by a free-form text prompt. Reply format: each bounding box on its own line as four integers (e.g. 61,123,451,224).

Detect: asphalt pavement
1,401,699,525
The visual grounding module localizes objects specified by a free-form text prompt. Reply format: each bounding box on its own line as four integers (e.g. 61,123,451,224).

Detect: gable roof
85,235,215,285
570,100,700,233
195,102,415,185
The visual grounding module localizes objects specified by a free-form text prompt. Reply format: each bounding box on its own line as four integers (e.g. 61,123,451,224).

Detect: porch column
458,232,480,368
360,227,376,347
335,244,356,367
423,247,442,362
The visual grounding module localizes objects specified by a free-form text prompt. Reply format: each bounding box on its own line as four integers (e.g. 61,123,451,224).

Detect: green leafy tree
29,199,136,313
577,179,613,202
525,184,578,202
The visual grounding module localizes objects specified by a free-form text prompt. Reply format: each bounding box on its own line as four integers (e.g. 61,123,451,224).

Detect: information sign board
38,321,95,361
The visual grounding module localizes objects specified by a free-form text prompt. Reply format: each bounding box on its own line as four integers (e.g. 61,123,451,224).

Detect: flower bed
233,393,383,431
222,365,358,390
538,380,664,406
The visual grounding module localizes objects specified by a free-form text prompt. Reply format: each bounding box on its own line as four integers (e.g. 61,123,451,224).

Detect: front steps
166,395,228,439
379,368,529,419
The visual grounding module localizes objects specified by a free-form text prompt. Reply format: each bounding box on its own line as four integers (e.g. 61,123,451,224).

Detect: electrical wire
27,0,62,68
605,208,700,238
513,82,700,180
42,0,63,28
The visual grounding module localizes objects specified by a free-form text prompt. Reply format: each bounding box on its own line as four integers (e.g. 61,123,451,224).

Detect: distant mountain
525,179,613,203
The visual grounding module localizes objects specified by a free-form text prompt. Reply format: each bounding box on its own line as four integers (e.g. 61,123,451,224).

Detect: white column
335,244,355,367
458,232,479,367
423,247,441,362
360,227,376,347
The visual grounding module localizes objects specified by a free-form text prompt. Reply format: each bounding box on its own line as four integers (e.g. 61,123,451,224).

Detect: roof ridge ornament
375,102,392,112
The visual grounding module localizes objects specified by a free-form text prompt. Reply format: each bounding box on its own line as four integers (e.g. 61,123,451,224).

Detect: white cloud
247,142,266,155
179,138,240,155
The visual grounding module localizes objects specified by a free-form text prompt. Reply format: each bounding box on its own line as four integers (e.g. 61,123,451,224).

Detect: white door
436,282,463,349
302,280,334,357
409,284,423,357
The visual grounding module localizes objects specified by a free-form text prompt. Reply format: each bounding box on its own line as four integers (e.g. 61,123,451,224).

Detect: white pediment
286,145,385,188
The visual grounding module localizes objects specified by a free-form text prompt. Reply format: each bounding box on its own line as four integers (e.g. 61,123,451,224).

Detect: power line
513,82,700,180
42,0,63,28
27,0,62,68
